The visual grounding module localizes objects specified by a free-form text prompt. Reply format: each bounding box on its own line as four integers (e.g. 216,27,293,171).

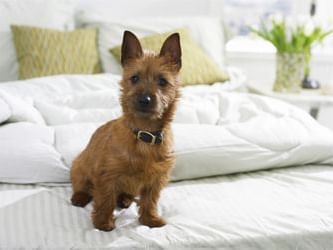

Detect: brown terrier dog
70,30,181,231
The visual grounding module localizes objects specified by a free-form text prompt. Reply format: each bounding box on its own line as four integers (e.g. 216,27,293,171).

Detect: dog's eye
130,75,139,84
158,77,168,87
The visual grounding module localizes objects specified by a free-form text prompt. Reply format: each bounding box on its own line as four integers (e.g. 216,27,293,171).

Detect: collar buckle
137,130,157,145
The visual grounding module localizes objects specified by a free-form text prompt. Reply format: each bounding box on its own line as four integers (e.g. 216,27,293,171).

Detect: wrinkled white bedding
1,73,333,249
1,164,333,249
0,72,333,183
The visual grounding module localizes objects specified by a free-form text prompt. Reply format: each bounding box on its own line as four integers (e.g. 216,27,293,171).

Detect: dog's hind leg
70,159,93,207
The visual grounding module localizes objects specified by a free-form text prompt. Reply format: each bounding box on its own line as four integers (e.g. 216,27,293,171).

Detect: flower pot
273,52,305,93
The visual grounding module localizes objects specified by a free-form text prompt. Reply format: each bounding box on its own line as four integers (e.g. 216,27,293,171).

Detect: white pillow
77,14,225,74
52,120,333,182
0,0,77,82
172,121,333,181
0,122,69,183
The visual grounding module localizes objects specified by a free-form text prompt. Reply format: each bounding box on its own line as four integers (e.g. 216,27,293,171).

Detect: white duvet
0,72,333,183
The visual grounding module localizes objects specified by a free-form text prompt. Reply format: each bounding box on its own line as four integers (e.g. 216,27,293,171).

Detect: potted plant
251,15,332,93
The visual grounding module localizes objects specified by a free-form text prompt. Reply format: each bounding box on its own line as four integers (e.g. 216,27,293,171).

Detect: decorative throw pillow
11,25,102,80
110,29,229,86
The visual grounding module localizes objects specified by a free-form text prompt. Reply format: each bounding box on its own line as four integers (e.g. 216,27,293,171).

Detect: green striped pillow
110,29,229,86
11,25,102,80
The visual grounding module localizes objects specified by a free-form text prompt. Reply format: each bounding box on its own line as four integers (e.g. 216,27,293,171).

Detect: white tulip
285,16,297,33
296,15,313,26
304,20,315,36
313,17,332,32
269,13,284,24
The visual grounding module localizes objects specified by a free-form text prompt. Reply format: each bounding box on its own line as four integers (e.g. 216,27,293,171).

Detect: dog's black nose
138,95,151,108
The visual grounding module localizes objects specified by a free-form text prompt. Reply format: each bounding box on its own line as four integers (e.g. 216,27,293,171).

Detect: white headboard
78,0,224,17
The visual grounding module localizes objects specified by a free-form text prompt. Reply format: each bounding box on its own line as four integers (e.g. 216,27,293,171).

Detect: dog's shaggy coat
70,31,181,231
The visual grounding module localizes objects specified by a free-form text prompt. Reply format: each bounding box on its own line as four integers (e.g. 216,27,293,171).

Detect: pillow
0,0,76,82
110,29,229,85
172,121,333,181
77,15,226,75
0,122,69,183
11,25,102,80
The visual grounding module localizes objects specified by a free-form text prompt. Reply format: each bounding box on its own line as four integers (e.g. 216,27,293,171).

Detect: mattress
1,164,333,249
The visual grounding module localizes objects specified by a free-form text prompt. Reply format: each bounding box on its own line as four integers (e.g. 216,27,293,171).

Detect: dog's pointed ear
121,31,143,66
159,33,181,70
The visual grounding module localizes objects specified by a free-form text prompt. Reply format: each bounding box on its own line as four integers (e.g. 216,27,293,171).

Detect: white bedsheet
1,164,333,249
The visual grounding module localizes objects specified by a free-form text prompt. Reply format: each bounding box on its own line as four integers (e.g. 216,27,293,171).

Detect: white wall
316,0,333,22
78,0,224,17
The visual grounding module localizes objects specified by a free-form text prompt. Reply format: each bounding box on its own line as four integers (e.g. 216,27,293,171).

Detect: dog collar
133,129,163,145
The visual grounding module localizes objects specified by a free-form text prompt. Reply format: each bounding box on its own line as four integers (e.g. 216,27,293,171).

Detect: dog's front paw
139,215,166,228
92,213,115,232
71,192,92,207
92,218,115,231
94,221,115,232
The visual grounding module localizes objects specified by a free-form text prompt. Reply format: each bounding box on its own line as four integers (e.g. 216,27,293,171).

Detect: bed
1,73,333,250
1,164,333,249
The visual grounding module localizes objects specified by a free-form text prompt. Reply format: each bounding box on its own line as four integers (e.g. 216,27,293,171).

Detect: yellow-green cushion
110,29,229,86
11,25,102,80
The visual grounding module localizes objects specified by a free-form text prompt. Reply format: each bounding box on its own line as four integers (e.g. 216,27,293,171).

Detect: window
224,0,311,36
